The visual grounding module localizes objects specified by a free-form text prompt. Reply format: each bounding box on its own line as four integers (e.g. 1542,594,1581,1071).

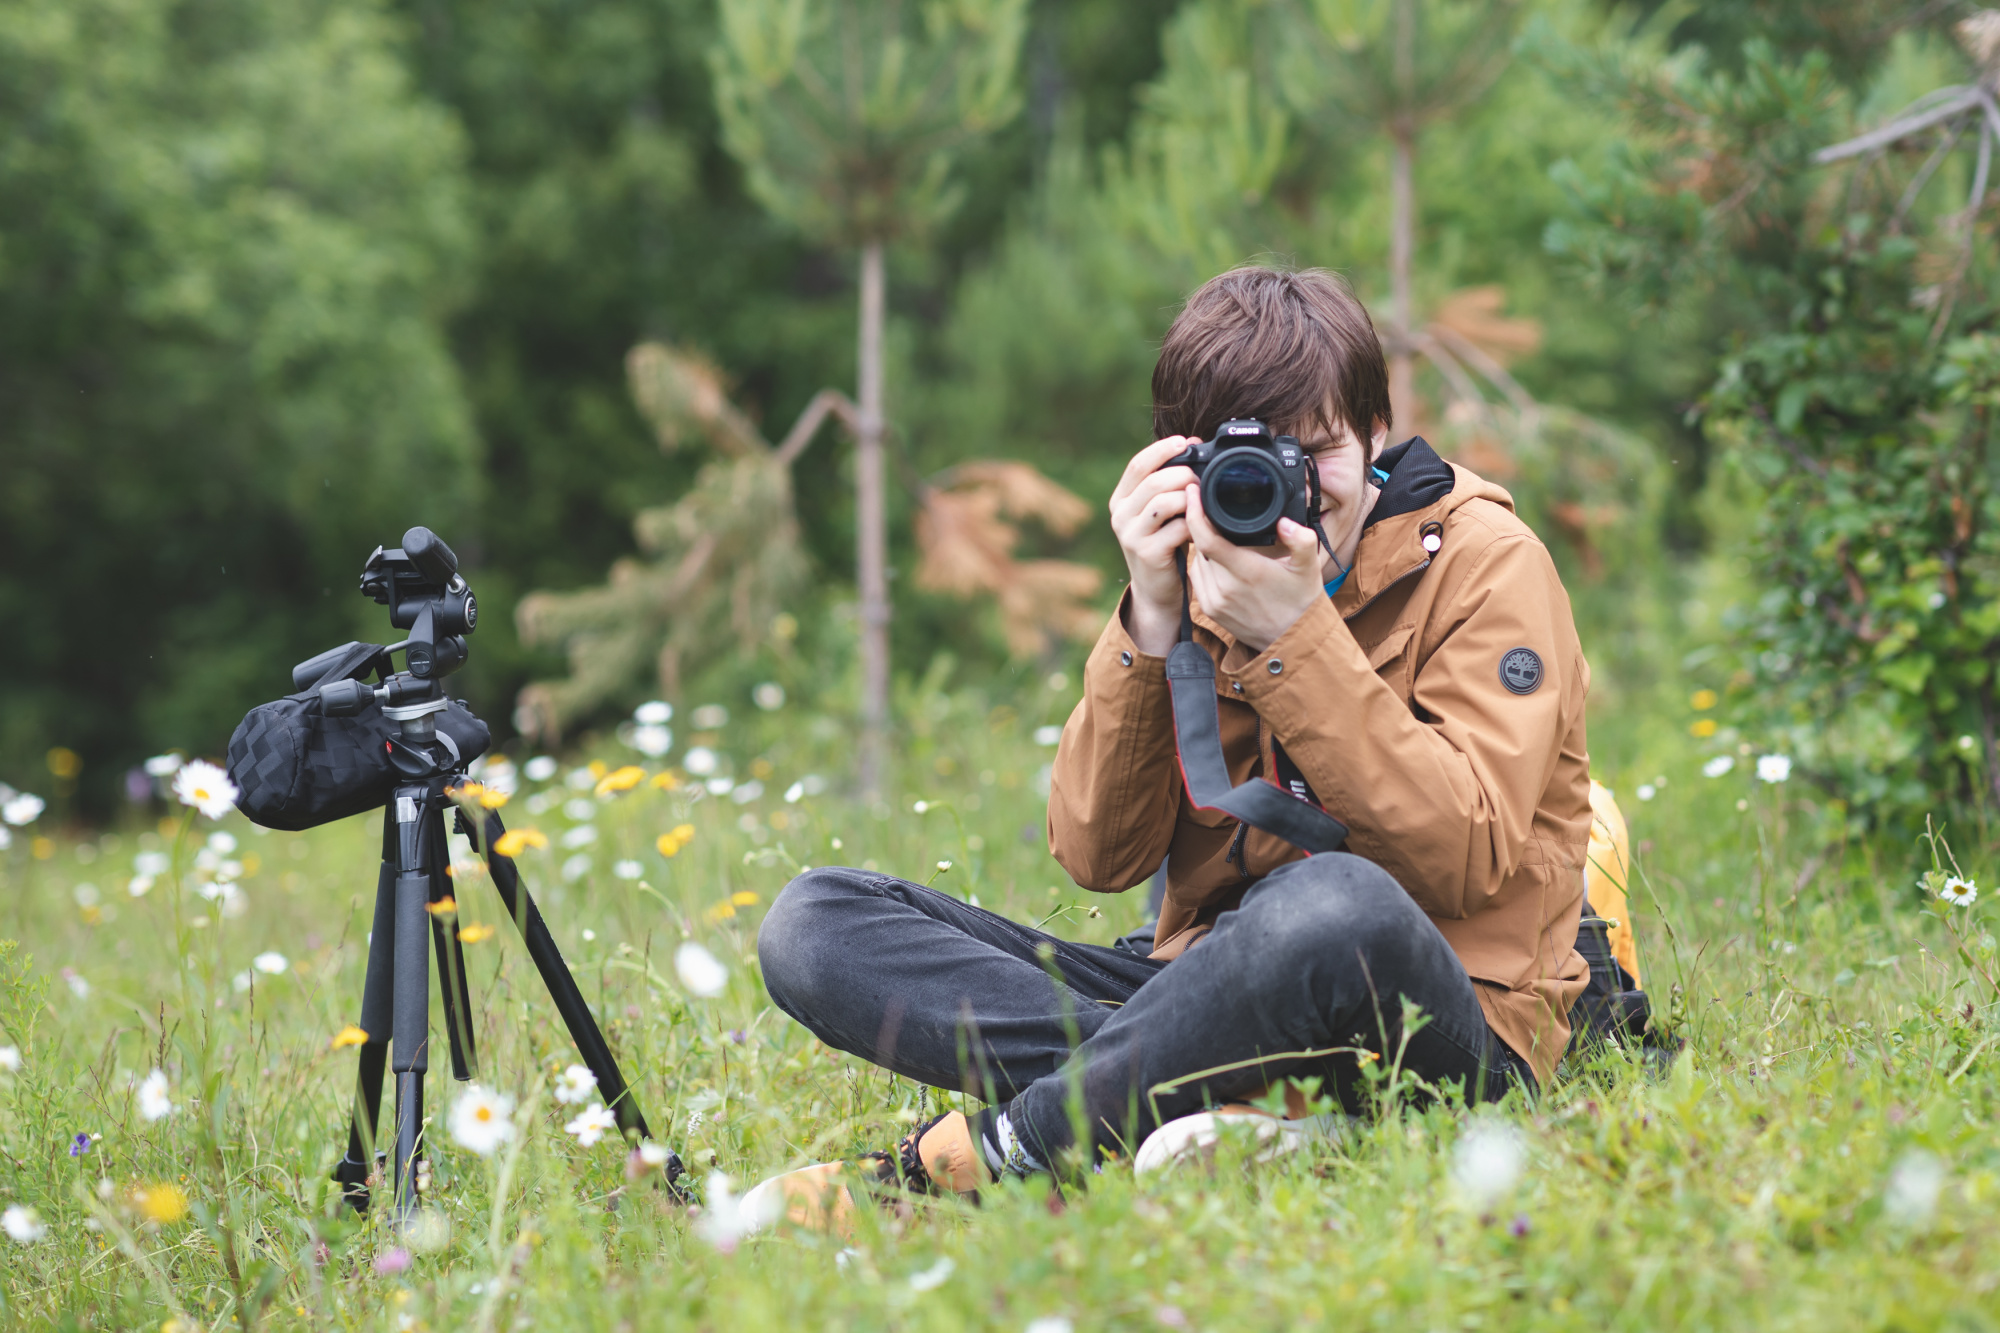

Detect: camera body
360,528,477,680
1161,419,1320,546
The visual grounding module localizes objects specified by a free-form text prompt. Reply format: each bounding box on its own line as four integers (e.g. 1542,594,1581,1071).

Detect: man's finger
1186,486,1264,574
1111,437,1199,504
1275,517,1323,574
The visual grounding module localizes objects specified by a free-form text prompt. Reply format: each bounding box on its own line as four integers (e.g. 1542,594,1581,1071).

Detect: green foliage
710,0,1031,246
1547,23,2000,823
0,0,477,803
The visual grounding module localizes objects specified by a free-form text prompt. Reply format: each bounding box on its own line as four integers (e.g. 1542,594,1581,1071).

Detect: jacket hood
1332,437,1515,616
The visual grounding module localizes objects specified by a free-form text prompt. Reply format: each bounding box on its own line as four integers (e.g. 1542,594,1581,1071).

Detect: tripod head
291,527,481,774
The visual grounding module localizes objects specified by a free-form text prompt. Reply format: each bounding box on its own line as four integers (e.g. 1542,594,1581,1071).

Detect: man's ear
1371,419,1390,460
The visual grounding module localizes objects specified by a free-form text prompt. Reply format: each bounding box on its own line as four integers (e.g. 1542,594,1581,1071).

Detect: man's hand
1109,437,1202,656
1185,486,1326,653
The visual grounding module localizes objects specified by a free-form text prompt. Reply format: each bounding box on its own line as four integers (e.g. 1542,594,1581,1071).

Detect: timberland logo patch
1499,647,1543,695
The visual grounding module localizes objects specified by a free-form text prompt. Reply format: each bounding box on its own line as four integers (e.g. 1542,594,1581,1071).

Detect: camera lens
1209,455,1279,527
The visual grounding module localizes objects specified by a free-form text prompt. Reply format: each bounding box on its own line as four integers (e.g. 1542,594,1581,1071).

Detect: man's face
1296,418,1376,530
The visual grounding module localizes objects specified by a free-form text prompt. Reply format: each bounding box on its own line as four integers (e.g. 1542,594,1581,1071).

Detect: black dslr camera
1161,419,1321,546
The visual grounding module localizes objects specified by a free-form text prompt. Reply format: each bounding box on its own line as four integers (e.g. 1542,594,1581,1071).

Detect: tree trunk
1386,0,1416,433
856,241,890,799
1387,128,1414,432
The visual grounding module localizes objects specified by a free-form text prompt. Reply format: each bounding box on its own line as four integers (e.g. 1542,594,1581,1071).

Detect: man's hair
1151,266,1392,461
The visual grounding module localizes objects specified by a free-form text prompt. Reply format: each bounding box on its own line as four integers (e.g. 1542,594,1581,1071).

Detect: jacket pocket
1362,625,1416,696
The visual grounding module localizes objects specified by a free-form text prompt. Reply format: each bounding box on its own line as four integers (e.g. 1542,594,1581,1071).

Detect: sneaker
740,1111,989,1238
1132,1105,1308,1177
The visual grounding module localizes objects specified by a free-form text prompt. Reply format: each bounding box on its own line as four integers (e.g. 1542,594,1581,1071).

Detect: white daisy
0,1046,20,1072
1451,1123,1525,1207
1702,755,1735,778
448,1084,516,1156
2,1205,46,1244
172,761,238,819
564,1103,617,1147
1,793,44,826
635,700,673,726
252,952,288,975
1940,876,1979,907
553,1064,598,1105
523,756,558,783
1755,754,1792,784
138,1069,175,1122
675,942,727,998
143,754,184,777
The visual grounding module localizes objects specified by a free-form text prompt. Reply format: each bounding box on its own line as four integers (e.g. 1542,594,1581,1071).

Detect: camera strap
1166,550,1348,855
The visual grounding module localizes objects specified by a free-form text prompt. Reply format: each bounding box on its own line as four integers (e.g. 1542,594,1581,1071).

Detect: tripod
327,688,683,1216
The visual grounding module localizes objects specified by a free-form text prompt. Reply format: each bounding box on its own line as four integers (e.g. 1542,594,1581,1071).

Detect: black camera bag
226,642,490,831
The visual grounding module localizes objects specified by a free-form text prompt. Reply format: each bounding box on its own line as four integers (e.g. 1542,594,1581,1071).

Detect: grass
1,663,1997,1331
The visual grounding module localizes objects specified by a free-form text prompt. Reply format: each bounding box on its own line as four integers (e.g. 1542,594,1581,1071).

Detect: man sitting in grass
747,264,1592,1224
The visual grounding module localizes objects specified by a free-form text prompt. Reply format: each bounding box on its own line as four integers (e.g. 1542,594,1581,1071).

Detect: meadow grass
1,666,1997,1331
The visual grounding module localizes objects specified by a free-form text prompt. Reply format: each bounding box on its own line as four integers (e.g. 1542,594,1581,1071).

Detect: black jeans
757,851,1533,1162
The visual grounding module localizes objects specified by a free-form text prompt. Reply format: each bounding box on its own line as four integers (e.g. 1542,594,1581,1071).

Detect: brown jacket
1047,442,1592,1084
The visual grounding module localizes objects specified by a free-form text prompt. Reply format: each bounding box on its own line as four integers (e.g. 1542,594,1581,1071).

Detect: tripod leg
482,811,682,1189
333,820,397,1212
391,788,434,1219
427,807,476,1081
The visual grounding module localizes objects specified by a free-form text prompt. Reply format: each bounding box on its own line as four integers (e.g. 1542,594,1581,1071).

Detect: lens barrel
1201,448,1286,539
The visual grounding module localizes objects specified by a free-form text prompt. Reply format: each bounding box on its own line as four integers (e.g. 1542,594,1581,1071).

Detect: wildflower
1689,689,1717,710
171,761,237,819
676,942,728,998
1508,1213,1531,1238
1702,755,1735,778
133,1182,187,1223
63,969,90,999
564,1103,617,1147
613,859,643,881
479,786,511,809
1025,1319,1073,1333
561,853,592,882
331,1025,369,1050
3,1205,46,1244
138,1069,175,1121
449,781,488,804
1636,783,1657,802
253,951,288,975
1884,1150,1946,1229
695,1171,774,1252
1958,734,1977,752
1034,725,1063,746
69,1132,92,1157
731,890,759,907
491,828,548,857
691,704,729,729
683,747,719,777
908,1257,956,1292
753,682,786,710
706,778,735,796
553,1064,598,1105
426,898,458,920
564,798,598,822
657,825,695,858
650,770,680,790
627,1140,675,1180
636,700,673,726
0,1046,19,1072
524,756,559,783
1939,876,1979,907
374,1246,413,1275
729,780,763,803
1451,1123,1525,1207
631,725,673,757
458,923,496,943
448,1084,516,1156
596,765,646,797
561,825,599,849
2,792,44,825
936,860,953,873
1689,718,1718,738
1756,754,1792,784
912,800,930,814
143,754,184,777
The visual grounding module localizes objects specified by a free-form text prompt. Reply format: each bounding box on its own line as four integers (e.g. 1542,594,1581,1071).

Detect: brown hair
1151,266,1392,462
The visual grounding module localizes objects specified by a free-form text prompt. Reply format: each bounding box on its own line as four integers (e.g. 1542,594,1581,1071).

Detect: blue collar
1324,467,1391,596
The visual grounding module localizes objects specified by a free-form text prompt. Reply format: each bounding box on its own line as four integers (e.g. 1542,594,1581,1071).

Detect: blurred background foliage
1,0,1994,838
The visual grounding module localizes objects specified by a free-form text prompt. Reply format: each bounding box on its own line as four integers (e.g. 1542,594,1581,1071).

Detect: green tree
0,0,476,807
1548,14,2000,819
710,0,1029,796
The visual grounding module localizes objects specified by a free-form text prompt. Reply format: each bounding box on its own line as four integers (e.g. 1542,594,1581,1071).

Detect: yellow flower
480,788,511,809
1689,689,1718,711
493,828,548,857
704,901,738,923
1689,718,1718,738
649,770,680,790
458,923,497,944
133,1183,188,1224
331,1025,369,1049
730,890,760,907
657,824,697,858
596,765,646,797
588,761,608,780
426,897,458,917
450,781,487,803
